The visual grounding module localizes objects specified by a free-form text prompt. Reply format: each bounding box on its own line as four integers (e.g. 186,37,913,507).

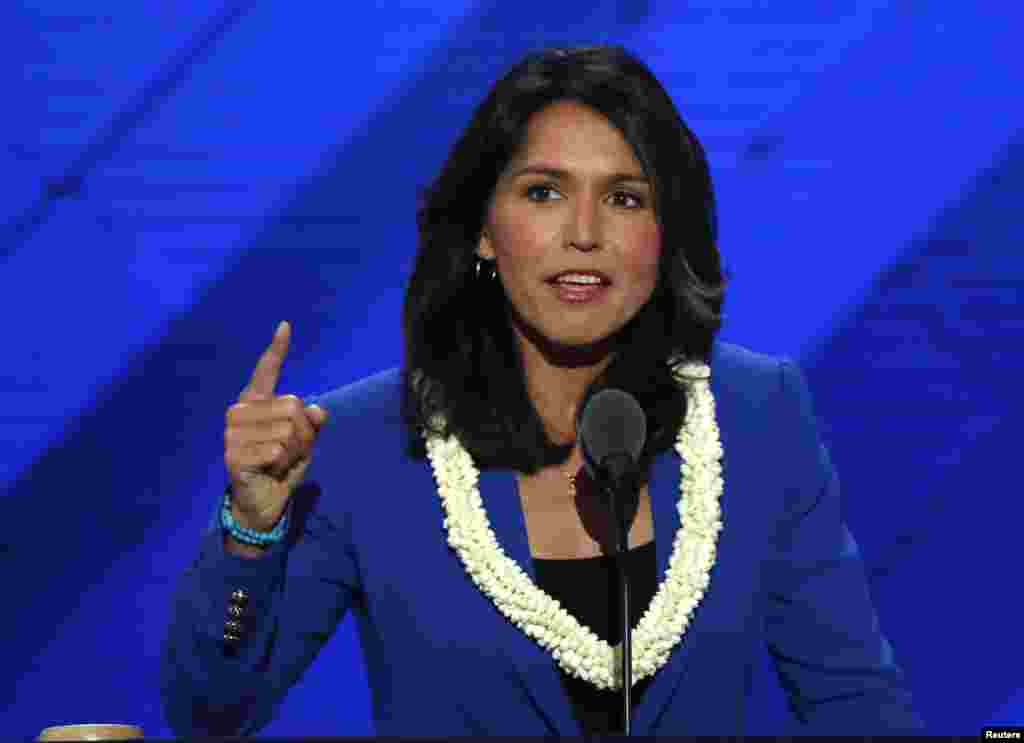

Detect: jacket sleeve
762,359,924,734
159,481,360,736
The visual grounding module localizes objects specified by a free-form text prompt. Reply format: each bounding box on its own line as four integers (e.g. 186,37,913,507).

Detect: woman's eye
525,184,561,202
610,191,644,208
522,185,644,208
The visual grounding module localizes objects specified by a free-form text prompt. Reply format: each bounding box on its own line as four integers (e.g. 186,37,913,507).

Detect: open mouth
547,279,610,303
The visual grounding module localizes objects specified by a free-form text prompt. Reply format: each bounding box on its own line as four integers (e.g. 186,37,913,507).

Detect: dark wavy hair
401,45,728,478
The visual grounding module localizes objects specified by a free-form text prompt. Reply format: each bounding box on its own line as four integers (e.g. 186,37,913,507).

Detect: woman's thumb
306,404,329,429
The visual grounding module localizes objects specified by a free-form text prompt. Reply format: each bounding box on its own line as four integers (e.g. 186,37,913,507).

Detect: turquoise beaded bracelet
221,489,289,546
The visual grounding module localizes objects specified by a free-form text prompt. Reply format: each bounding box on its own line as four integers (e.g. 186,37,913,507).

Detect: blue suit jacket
160,341,924,736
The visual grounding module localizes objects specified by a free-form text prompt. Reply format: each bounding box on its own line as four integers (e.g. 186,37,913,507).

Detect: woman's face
478,100,661,357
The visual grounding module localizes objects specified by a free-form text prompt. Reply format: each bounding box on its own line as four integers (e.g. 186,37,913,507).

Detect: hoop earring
475,256,497,281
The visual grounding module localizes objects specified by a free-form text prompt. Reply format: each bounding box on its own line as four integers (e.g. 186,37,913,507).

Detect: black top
532,540,658,734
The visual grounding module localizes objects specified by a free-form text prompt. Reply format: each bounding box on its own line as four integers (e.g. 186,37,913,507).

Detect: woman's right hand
224,321,328,532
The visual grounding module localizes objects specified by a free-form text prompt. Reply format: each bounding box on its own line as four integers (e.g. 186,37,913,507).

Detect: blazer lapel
477,466,580,735
476,442,707,735
632,443,701,732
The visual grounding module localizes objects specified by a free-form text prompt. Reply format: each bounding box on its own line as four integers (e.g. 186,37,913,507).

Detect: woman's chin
526,326,618,366
507,307,622,366
550,332,612,353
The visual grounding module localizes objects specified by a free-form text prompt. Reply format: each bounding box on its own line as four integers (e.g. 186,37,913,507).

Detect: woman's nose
565,197,602,251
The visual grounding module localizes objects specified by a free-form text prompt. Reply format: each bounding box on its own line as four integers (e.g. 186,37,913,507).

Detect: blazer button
223,630,242,645
223,617,245,646
224,619,245,636
224,589,250,649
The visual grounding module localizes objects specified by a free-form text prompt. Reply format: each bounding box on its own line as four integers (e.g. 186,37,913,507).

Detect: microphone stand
615,501,632,737
597,454,640,736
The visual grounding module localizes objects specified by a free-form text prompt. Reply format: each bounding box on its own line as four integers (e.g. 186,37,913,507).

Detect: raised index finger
239,321,290,401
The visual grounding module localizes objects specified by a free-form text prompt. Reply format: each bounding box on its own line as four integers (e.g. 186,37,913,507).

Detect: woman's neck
513,325,615,445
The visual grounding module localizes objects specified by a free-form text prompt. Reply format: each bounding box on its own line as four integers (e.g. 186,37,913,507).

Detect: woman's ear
477,230,495,261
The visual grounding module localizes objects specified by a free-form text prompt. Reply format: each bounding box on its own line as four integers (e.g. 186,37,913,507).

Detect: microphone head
577,388,647,473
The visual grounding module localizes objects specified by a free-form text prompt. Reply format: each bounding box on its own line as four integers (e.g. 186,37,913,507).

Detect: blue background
3,1,1021,736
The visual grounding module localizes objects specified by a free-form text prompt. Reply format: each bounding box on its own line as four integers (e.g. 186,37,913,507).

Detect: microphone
576,388,647,736
577,388,647,540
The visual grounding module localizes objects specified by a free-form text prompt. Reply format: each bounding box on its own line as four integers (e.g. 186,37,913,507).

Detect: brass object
37,724,143,741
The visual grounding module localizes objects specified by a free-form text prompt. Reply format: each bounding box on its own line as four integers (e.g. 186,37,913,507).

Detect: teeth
556,274,603,285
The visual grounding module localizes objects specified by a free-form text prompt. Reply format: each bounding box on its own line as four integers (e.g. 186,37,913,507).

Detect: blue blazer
160,341,923,736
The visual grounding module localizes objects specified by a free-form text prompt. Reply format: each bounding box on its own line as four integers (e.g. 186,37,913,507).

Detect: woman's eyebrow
508,164,650,186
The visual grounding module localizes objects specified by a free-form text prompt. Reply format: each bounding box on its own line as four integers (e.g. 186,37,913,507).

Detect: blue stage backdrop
3,1,1021,737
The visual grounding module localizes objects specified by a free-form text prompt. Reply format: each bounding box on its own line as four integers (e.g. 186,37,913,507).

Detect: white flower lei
423,359,723,690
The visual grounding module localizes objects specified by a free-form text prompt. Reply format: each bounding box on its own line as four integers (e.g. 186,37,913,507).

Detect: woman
161,46,923,735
